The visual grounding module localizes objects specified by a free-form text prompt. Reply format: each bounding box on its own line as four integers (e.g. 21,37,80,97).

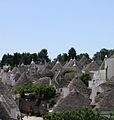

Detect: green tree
38,49,50,63
48,98,56,108
68,47,76,60
77,53,89,61
93,48,109,61
13,52,22,65
80,73,91,87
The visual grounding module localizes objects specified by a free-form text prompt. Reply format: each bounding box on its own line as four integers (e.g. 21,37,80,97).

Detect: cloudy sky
0,0,114,60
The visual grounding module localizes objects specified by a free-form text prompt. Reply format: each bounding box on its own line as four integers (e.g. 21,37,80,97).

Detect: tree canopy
0,49,50,67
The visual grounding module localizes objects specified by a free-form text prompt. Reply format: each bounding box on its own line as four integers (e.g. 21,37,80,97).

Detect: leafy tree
80,73,91,87
62,70,77,81
38,49,50,63
93,48,110,61
0,49,50,67
39,71,54,79
30,53,38,63
48,98,56,108
44,108,112,120
56,54,62,62
68,47,76,60
77,53,90,61
14,85,56,100
13,52,22,65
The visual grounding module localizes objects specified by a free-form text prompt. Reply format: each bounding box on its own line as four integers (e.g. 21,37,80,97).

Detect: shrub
62,70,77,81
14,85,56,100
80,73,91,87
48,98,56,108
62,70,76,76
40,71,54,79
44,108,113,120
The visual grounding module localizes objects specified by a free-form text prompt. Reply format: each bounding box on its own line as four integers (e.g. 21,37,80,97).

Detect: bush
40,71,54,79
14,85,56,100
62,70,76,76
62,70,77,81
65,72,76,81
80,73,91,87
44,108,114,120
48,98,56,108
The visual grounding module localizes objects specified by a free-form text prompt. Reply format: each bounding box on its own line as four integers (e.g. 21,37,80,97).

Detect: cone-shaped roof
13,72,32,89
52,71,68,89
79,55,88,67
95,76,114,106
0,81,20,119
68,76,91,97
53,89,91,112
0,102,12,120
95,89,114,111
52,61,62,73
83,61,99,72
63,59,82,72
33,77,51,86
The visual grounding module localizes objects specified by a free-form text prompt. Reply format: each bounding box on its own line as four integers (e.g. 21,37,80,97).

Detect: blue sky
0,0,114,60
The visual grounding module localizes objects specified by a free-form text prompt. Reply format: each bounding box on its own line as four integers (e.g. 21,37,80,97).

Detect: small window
60,89,62,92
97,92,100,95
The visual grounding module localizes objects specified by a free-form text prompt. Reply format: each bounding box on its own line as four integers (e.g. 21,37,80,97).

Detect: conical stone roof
52,71,68,89
13,72,32,90
95,76,114,108
53,89,91,112
68,76,91,97
63,59,82,72
33,77,51,86
0,102,12,120
52,61,62,73
79,55,88,67
0,81,20,119
99,76,114,92
95,89,114,111
83,61,99,72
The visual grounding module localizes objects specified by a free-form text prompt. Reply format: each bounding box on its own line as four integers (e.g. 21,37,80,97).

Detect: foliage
39,71,54,79
44,108,114,120
38,49,50,63
93,48,114,61
62,70,77,75
68,47,76,60
64,72,76,81
14,85,56,100
77,53,90,61
52,47,77,65
80,73,91,87
62,70,76,81
48,98,56,108
62,70,77,81
0,49,50,67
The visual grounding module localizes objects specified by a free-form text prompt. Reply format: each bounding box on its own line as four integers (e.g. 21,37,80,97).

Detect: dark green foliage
52,47,77,65
64,72,76,81
14,85,56,100
62,70,77,81
77,53,90,61
80,73,91,87
44,108,113,120
62,70,77,76
68,47,76,60
48,98,56,108
93,48,114,61
38,49,50,63
0,49,50,67
39,71,54,79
